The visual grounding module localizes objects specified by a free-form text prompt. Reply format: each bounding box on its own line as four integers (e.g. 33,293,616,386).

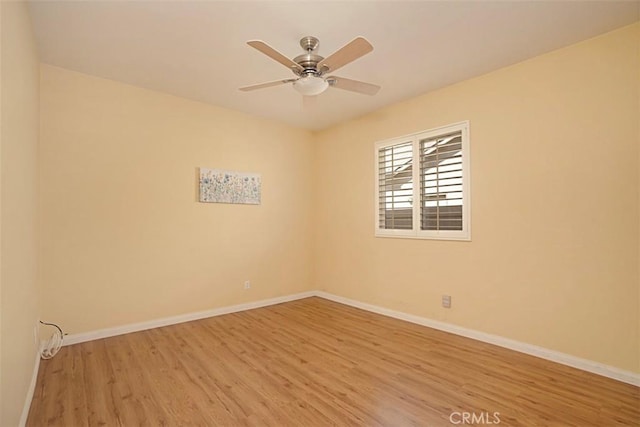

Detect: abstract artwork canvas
199,168,261,205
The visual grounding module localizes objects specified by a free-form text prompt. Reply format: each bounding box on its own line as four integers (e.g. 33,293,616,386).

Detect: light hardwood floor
28,297,639,426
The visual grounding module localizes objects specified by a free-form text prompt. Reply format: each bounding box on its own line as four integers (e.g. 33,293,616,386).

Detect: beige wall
1,2,41,425
314,24,640,373
38,22,639,377
39,65,314,334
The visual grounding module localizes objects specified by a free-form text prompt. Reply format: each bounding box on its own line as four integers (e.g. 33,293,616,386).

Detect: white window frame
374,121,471,241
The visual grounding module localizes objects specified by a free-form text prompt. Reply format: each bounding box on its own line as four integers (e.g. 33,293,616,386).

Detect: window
375,121,470,240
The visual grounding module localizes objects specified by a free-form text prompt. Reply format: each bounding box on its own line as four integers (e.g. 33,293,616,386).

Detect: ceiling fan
239,36,380,98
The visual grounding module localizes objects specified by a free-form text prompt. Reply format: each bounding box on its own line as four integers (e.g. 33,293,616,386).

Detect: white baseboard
19,350,41,427
60,289,639,387
315,291,640,387
63,291,316,346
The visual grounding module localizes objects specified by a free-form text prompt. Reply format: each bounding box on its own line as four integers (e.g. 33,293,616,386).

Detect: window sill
374,232,471,242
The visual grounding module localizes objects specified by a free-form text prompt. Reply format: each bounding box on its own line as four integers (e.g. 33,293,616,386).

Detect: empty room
2,1,639,426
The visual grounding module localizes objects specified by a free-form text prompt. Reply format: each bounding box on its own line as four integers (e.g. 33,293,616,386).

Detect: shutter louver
378,142,413,230
420,132,463,231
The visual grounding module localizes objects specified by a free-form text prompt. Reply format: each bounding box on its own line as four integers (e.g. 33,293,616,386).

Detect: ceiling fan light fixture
293,75,329,96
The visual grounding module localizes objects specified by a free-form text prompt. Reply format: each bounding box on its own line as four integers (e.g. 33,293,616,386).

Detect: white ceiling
28,1,639,131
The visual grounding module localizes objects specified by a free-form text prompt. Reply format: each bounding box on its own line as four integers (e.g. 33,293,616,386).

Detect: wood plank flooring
27,297,639,426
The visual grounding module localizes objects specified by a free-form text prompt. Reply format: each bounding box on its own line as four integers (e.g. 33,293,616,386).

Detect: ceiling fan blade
239,78,296,92
317,37,373,73
247,40,303,73
327,76,380,96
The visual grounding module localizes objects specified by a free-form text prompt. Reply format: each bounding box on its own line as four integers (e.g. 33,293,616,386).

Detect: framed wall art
199,168,261,205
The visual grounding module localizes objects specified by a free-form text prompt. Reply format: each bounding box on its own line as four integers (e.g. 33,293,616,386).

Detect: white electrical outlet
442,295,452,308
244,280,251,290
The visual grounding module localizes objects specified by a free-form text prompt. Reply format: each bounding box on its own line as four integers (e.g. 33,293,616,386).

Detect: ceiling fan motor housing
293,53,325,76
293,36,326,76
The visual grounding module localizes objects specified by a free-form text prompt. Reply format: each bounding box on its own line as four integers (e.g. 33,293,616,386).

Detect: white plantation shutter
420,132,463,231
375,122,470,240
377,141,413,230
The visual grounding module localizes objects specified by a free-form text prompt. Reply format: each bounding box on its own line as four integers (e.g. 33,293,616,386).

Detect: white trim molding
315,291,640,387
63,291,316,346
59,290,639,387
19,350,41,427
